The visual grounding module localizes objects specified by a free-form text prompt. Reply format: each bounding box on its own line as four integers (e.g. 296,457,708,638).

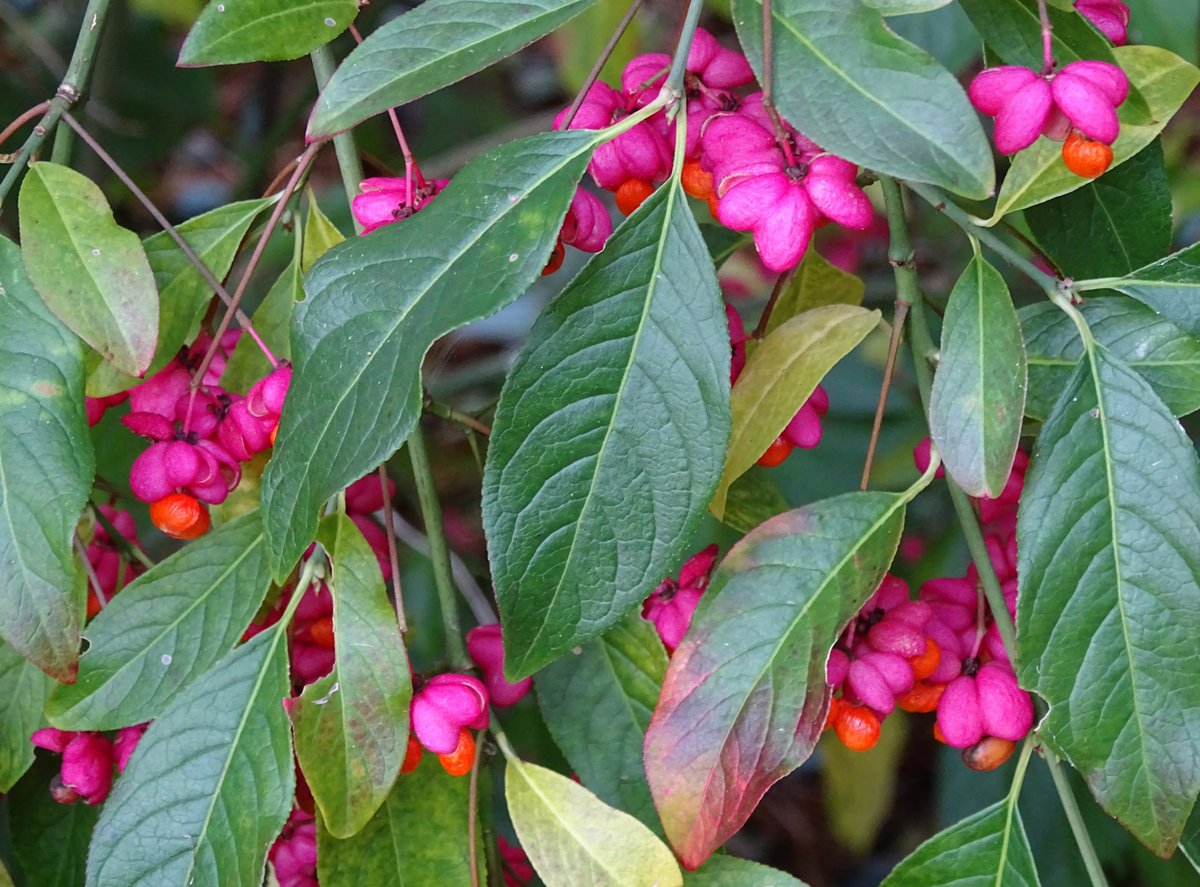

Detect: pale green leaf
179,0,358,66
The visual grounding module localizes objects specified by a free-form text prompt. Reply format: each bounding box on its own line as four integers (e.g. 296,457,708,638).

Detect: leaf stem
880,176,1019,656
1043,746,1111,887
467,728,484,887
751,268,795,340
407,425,471,670
59,111,278,367
861,299,910,490
378,465,407,635
187,142,321,397
903,181,1061,296
423,394,492,437
664,0,706,96
560,0,647,130
1037,0,1056,74
0,0,112,211
311,46,366,233
74,535,107,611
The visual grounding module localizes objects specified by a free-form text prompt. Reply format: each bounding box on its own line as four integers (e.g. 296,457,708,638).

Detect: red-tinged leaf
644,492,906,868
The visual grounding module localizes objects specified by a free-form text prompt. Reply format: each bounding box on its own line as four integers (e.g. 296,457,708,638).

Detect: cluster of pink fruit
969,0,1131,179
551,27,874,272
88,331,291,542
821,443,1034,769
29,724,145,806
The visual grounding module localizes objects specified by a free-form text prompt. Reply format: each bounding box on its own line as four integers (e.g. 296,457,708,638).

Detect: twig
467,729,483,887
311,45,365,233
1037,0,1056,74
408,426,471,670
751,269,794,340
560,0,647,130
383,511,498,626
860,300,909,490
0,0,113,211
379,465,407,634
187,142,321,397
423,394,492,437
664,0,706,95
59,112,278,366
1043,746,1111,887
0,102,50,153
74,535,107,611
90,502,154,569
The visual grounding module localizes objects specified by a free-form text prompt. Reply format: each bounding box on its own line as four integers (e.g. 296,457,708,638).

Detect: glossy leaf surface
1021,298,1200,420
179,0,357,65
537,614,667,830
0,236,92,682
929,255,1026,497
1017,344,1200,854
483,181,728,678
48,511,271,730
1025,142,1171,280
308,0,595,137
712,305,879,517
990,46,1199,220
506,759,682,886
18,163,158,378
881,798,1040,886
0,642,50,791
88,197,277,396
317,752,478,884
263,129,597,580
732,0,994,199
86,628,294,887
645,492,906,868
291,514,411,839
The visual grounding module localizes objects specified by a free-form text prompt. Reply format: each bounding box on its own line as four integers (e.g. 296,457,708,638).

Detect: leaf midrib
688,494,904,817
524,184,681,661
268,132,597,568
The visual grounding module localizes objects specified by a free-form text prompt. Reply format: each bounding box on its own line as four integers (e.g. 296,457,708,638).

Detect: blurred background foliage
0,1,1198,884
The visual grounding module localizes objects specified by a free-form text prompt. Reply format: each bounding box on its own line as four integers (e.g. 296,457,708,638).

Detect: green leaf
291,514,410,839
536,614,667,831
47,511,272,731
262,129,598,580
732,0,994,199
1182,805,1200,875
307,0,595,137
86,627,295,887
958,0,1122,81
1016,343,1200,855
1131,0,1199,67
880,798,1040,886
317,750,479,885
989,46,1200,221
88,197,278,396
684,857,810,886
863,0,951,12
0,642,50,792
644,492,906,868
483,181,728,677
764,250,865,336
1087,241,1200,340
721,469,790,534
178,0,358,66
1025,141,1171,280
702,225,750,266
822,715,907,854
506,758,683,887
711,304,879,518
301,192,345,272
1020,298,1200,420
929,255,1026,497
0,236,92,682
0,860,11,887
9,757,99,887
221,236,301,392
18,162,158,378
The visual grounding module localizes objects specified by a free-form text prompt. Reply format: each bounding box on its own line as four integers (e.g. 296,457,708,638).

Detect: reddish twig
0,101,50,154
560,0,646,130
860,300,909,490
